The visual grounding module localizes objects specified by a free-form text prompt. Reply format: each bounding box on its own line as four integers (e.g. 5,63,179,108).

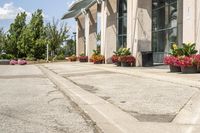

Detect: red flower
79,56,88,60
119,55,136,64
163,56,179,66
194,54,200,65
111,55,118,63
176,56,195,67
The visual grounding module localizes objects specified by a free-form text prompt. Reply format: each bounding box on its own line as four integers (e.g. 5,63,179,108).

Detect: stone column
85,4,98,58
100,1,106,55
195,0,200,52
104,0,117,63
76,15,85,57
182,0,196,43
127,0,152,66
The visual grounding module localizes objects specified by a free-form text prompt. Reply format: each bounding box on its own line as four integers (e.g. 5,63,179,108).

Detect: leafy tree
0,28,6,53
65,39,76,56
6,12,27,57
46,19,69,56
18,26,33,57
28,9,47,59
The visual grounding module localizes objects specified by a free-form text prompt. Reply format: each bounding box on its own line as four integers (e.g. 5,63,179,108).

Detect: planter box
115,62,121,67
0,59,10,65
121,62,132,67
94,61,103,64
79,59,88,62
181,66,197,74
169,65,181,72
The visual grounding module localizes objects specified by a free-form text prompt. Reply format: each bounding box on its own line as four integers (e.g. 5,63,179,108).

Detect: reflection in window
117,0,127,49
152,0,178,53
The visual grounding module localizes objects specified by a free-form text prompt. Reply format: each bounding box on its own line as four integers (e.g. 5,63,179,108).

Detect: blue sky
0,0,76,35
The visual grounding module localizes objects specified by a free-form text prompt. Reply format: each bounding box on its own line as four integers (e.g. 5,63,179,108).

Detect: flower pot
169,65,181,72
94,61,103,64
121,62,131,67
197,64,200,73
79,59,88,62
181,65,197,73
115,62,121,67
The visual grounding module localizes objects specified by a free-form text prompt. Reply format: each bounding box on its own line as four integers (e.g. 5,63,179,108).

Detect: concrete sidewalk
40,62,200,133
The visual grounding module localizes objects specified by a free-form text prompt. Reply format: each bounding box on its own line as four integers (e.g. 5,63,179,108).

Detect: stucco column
76,15,85,57
100,1,106,55
195,0,200,52
127,0,138,54
85,13,90,56
127,0,152,66
85,4,98,58
182,0,196,43
104,0,117,63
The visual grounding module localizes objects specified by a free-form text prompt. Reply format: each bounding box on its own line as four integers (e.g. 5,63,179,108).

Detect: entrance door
152,0,178,63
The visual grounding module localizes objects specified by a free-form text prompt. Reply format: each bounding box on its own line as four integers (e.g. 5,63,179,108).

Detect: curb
38,65,200,133
38,65,138,133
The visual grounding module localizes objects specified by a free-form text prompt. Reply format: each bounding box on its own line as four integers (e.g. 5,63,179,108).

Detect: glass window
152,0,178,53
117,0,127,49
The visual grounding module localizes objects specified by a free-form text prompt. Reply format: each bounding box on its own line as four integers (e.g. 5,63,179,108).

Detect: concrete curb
39,65,138,133
38,65,200,133
173,93,200,125
77,64,200,90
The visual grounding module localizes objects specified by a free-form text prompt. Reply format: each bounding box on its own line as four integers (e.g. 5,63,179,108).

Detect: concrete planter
169,65,181,72
79,59,88,62
181,65,197,74
94,61,103,64
114,62,121,67
121,62,132,67
0,59,10,65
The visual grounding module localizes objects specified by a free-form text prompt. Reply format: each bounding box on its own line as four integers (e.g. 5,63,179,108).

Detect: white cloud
0,2,31,20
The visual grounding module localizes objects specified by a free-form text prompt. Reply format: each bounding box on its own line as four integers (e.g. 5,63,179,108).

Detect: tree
0,28,6,53
65,39,76,56
46,19,69,56
28,9,47,59
6,12,27,57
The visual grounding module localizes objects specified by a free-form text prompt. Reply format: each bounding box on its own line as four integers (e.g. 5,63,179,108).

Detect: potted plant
112,55,120,66
119,48,135,67
10,60,18,65
164,43,198,73
164,43,182,72
79,53,88,62
69,55,77,62
119,55,136,67
18,59,27,65
193,54,200,73
91,50,105,64
177,56,197,73
164,56,181,72
112,48,123,66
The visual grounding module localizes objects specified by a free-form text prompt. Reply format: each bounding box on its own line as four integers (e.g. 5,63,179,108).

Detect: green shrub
56,54,65,60
0,54,14,60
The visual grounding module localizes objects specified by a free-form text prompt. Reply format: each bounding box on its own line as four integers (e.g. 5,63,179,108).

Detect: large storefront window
152,0,178,63
117,0,127,49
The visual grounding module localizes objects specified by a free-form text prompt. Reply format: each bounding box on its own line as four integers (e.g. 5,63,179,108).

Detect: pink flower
163,56,179,66
176,56,195,67
10,60,18,65
18,60,27,65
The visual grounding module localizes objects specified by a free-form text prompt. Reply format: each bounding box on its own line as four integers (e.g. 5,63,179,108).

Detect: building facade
63,0,200,65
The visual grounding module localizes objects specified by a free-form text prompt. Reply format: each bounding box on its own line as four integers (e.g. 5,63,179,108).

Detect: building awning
62,0,97,20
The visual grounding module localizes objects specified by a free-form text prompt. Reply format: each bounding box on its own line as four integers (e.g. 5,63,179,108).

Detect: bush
26,56,36,61
56,54,65,60
69,55,77,62
0,54,14,60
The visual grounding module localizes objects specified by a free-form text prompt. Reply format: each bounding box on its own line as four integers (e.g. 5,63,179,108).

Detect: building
62,0,200,66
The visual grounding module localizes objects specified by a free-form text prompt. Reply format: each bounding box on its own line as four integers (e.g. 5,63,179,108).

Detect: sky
0,0,76,36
